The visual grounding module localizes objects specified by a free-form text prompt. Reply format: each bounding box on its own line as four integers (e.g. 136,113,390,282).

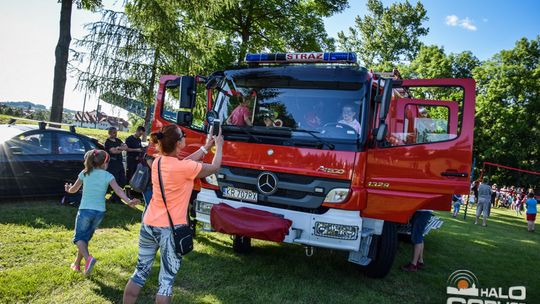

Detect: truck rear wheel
360,221,398,278
232,235,252,254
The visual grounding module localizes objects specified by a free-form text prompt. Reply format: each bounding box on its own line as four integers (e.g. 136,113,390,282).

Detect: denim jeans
73,209,105,244
130,223,184,296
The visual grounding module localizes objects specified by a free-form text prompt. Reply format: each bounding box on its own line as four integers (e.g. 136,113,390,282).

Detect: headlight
314,222,359,240
196,200,214,215
205,174,218,186
324,188,350,203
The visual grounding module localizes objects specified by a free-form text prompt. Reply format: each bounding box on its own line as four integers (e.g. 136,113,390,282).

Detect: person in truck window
302,100,323,129
227,95,253,126
123,125,223,304
338,104,361,133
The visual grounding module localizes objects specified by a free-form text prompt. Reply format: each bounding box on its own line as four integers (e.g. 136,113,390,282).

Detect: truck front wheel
232,235,252,254
359,221,398,278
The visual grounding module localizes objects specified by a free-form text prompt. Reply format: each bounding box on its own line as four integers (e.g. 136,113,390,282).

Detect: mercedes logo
257,172,278,195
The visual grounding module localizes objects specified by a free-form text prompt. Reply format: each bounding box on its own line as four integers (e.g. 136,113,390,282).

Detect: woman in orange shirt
123,125,223,304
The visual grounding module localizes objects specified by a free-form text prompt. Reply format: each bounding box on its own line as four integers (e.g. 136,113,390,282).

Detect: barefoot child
65,149,140,275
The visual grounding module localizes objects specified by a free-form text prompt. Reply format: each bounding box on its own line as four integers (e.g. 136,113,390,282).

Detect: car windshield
213,66,368,149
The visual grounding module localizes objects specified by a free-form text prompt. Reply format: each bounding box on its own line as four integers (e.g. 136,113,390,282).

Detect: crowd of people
451,177,537,231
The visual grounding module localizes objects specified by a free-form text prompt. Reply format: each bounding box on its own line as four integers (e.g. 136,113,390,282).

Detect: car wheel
232,235,252,254
359,221,398,278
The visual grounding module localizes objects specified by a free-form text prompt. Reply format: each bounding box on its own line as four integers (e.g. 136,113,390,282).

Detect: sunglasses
178,133,186,142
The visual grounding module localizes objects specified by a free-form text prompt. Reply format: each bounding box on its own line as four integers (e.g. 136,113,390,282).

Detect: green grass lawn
0,201,538,303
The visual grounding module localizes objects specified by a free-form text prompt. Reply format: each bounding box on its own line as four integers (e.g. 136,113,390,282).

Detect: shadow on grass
0,199,142,230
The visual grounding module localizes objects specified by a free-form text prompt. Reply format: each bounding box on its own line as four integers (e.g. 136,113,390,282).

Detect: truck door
151,75,208,159
363,78,475,223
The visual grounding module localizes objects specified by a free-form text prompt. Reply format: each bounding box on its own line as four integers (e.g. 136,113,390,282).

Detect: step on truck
149,52,475,278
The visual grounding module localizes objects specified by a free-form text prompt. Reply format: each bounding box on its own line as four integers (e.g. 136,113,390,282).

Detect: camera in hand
212,119,221,136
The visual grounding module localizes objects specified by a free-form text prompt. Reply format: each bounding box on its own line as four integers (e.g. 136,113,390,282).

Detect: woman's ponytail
83,149,109,175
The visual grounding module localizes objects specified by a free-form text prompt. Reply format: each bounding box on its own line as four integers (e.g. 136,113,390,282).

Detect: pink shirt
143,156,202,227
229,105,251,126
339,119,361,134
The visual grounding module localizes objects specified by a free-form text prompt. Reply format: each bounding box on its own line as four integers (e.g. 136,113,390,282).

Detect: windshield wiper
289,128,335,150
223,125,262,143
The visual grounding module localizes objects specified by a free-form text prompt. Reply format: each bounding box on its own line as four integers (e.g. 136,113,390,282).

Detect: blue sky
0,0,538,117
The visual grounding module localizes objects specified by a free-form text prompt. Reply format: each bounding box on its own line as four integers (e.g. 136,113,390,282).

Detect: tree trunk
50,0,73,123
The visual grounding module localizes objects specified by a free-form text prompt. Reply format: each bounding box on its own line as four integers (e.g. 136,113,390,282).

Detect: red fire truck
149,52,475,277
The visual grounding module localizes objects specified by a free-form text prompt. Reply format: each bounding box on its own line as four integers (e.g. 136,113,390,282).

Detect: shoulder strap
158,157,176,229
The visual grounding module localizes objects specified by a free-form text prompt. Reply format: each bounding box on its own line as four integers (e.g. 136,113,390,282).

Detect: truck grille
216,166,350,212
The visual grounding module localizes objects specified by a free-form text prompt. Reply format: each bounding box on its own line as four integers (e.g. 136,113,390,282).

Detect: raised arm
196,132,224,178
186,128,214,161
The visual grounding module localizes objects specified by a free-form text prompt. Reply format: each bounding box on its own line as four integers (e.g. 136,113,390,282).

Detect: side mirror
205,110,219,124
176,111,193,126
179,76,196,109
379,79,393,121
376,123,387,142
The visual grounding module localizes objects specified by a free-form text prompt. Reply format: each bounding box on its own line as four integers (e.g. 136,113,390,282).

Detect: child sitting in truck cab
227,95,253,127
338,104,361,134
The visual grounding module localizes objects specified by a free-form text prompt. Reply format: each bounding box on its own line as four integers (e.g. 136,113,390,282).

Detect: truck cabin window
162,81,205,130
213,72,366,146
405,105,454,144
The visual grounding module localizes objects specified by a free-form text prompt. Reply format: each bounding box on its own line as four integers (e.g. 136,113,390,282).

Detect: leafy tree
127,113,145,132
71,9,158,128
449,51,480,79
73,0,345,128
174,0,348,63
402,45,480,101
473,37,539,187
337,0,428,70
50,0,102,123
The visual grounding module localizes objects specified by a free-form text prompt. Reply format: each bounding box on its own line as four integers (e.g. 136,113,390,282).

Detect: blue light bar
245,52,357,64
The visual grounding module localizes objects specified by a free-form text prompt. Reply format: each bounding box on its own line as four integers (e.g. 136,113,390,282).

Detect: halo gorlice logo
446,270,527,304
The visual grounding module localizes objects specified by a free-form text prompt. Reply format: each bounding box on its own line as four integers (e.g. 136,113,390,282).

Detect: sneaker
401,262,418,272
70,263,81,272
84,256,97,275
417,262,425,270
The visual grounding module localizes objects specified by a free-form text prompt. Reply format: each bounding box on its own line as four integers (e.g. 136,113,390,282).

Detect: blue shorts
411,211,432,245
73,209,105,244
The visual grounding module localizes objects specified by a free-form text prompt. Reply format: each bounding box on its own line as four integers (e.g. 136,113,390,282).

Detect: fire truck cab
149,52,475,278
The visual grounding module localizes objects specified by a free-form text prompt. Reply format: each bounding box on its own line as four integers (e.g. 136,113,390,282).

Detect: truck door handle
441,171,468,177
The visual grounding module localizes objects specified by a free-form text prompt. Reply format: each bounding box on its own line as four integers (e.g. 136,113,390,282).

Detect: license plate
222,187,258,202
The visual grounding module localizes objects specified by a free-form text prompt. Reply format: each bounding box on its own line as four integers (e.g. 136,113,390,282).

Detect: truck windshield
213,66,368,150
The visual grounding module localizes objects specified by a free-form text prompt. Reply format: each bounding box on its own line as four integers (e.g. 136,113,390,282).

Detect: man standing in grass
475,177,492,227
125,126,145,183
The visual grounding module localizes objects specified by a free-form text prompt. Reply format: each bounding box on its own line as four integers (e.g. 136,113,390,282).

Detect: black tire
359,221,398,278
232,235,252,254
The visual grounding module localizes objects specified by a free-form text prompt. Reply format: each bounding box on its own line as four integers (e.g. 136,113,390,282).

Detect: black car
0,124,103,197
